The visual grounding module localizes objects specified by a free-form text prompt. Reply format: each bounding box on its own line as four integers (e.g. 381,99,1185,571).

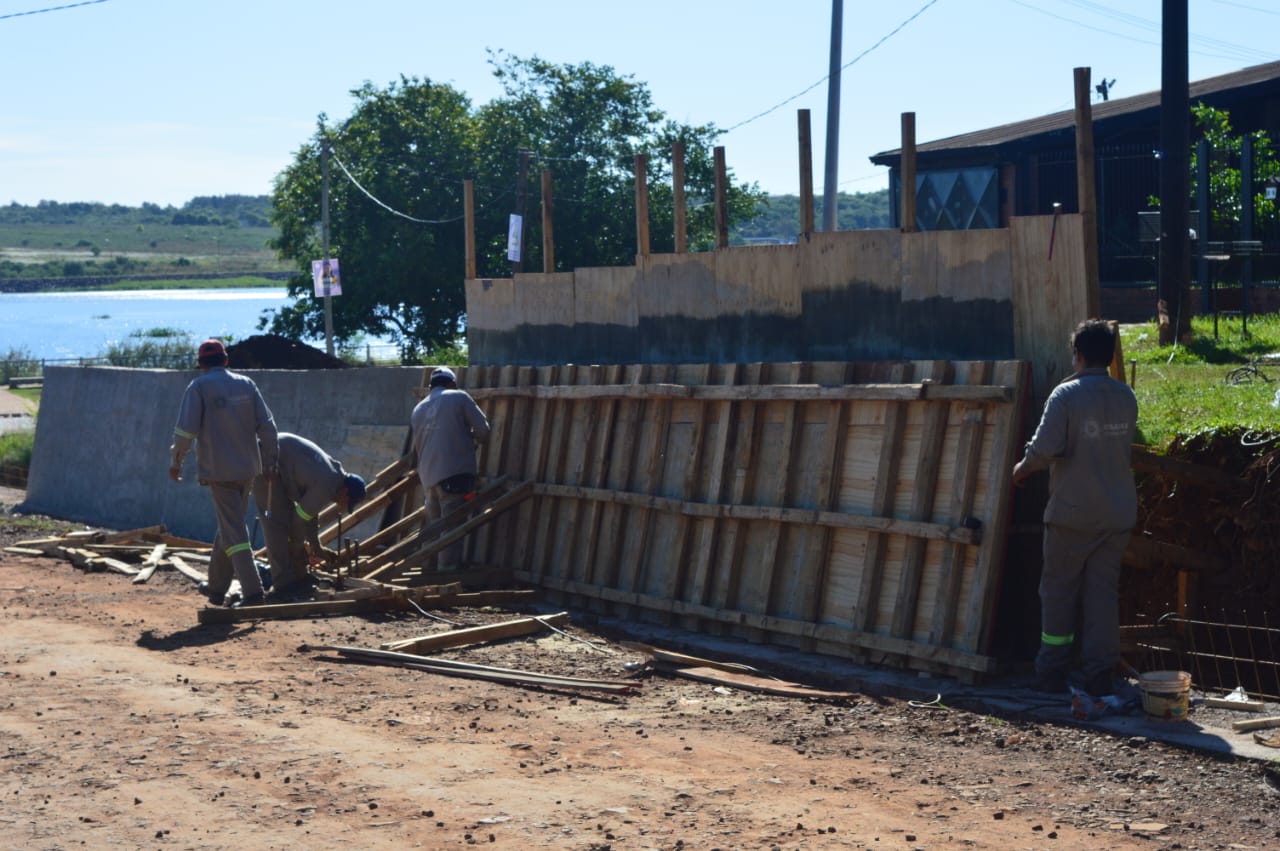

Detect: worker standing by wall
410,367,490,571
1012,319,1138,697
169,338,278,607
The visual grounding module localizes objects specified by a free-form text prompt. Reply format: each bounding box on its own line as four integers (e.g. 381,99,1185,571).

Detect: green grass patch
0,430,34,468
95,275,283,291
1121,315,1280,448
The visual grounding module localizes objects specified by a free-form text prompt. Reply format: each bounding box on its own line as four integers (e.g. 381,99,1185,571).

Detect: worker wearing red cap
170,338,278,607
410,366,490,570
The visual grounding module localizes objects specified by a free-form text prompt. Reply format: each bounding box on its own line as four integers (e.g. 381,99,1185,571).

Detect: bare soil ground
2,496,1279,850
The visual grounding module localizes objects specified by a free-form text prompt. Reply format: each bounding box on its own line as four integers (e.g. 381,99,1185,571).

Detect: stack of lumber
5,525,210,584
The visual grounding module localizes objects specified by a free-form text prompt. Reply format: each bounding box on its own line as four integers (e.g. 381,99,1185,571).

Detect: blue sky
1,0,1278,207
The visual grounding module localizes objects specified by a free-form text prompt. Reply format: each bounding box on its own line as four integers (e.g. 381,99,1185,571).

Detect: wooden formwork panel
460,358,1025,678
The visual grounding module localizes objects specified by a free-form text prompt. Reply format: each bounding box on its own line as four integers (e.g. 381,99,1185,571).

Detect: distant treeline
736,190,891,242
0,195,275,229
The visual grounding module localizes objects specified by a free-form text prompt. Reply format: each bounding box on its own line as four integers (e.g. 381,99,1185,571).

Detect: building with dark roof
870,60,1280,288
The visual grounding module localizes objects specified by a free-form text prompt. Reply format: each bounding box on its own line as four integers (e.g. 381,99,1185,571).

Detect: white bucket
1139,670,1192,721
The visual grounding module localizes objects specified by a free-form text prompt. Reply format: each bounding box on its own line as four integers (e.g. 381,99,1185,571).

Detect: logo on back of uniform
1083,418,1101,439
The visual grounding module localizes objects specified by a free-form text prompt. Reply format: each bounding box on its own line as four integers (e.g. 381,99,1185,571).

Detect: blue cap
429,367,457,387
344,473,366,508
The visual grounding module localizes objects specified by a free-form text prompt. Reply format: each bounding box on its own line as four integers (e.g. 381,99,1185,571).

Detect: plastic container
1139,670,1192,721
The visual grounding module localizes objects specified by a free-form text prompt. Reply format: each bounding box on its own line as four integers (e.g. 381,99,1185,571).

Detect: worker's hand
168,464,182,482
1011,458,1031,487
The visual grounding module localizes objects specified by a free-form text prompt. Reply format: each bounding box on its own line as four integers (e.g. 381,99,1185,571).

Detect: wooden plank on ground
92,556,141,576
132,544,168,584
380,611,570,653
167,554,207,584
670,666,859,700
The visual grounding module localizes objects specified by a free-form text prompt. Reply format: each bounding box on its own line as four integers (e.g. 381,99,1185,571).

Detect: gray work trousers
252,477,308,589
207,480,265,599
1036,523,1130,681
424,485,469,570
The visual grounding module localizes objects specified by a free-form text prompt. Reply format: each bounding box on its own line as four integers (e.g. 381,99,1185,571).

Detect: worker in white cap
409,367,490,570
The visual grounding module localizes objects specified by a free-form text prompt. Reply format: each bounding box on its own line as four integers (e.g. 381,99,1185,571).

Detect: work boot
197,581,225,607
1029,669,1068,694
230,592,266,609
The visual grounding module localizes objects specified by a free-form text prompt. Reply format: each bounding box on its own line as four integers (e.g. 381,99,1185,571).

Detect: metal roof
870,59,1280,164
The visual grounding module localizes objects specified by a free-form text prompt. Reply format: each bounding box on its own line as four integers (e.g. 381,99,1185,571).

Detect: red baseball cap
197,339,227,359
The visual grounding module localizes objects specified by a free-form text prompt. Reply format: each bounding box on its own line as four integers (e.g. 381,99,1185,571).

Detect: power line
329,150,464,225
721,0,943,135
1011,0,1278,64
0,0,109,21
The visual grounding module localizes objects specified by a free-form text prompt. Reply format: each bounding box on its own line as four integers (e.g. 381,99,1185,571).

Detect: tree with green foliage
266,54,763,358
1188,103,1280,234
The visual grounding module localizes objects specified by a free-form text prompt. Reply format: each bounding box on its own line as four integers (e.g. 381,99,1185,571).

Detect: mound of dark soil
226,334,348,370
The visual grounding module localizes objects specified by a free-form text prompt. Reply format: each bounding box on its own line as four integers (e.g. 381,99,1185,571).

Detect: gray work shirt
410,386,490,489
274,432,346,522
1020,367,1137,531
171,367,278,483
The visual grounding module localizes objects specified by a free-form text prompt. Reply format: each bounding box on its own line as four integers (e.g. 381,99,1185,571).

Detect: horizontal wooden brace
523,572,996,674
532,483,981,545
468,383,1014,403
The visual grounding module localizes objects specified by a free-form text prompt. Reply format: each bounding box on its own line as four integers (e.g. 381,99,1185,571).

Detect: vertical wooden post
900,112,917,233
713,145,729,250
511,149,530,276
1074,67,1101,318
634,153,650,261
540,169,555,273
797,109,815,234
463,179,477,280
672,142,687,254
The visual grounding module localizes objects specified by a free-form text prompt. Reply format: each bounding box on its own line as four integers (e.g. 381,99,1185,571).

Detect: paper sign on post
506,214,523,262
311,258,342,297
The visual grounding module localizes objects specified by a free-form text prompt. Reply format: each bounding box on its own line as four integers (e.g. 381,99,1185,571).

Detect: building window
911,167,1001,230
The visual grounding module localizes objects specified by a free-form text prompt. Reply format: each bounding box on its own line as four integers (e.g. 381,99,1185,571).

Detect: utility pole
1158,0,1190,345
320,131,334,357
822,0,843,232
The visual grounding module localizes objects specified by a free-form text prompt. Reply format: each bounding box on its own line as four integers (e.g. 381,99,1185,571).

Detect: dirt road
1,524,1277,848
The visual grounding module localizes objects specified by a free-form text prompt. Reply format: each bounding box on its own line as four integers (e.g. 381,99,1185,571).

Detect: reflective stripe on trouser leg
1040,631,1074,646
209,480,263,598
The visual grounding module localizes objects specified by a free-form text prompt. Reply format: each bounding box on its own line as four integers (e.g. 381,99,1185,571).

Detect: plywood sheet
1011,214,1089,406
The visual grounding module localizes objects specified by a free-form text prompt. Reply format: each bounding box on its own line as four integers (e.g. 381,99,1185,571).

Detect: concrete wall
22,366,426,542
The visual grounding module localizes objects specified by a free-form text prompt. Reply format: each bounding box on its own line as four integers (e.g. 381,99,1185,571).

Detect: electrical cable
0,0,108,21
720,0,943,136
329,150,464,225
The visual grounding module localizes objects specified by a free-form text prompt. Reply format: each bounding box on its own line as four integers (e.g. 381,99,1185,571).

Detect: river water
0,288,361,361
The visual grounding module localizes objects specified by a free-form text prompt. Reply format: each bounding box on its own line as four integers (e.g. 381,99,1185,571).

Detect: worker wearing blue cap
253,432,366,599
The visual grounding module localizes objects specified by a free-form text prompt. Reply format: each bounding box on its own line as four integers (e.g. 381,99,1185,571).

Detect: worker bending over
254,432,366,598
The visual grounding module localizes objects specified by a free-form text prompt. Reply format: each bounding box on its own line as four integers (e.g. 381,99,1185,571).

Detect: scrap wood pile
4,524,213,585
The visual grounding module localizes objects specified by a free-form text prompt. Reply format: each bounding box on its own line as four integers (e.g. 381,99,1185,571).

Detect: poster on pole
506,214,523,262
311,258,342,297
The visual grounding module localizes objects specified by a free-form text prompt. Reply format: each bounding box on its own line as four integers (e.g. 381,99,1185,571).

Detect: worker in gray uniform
169,338,278,607
1012,319,1137,697
253,432,366,599
410,367,490,570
